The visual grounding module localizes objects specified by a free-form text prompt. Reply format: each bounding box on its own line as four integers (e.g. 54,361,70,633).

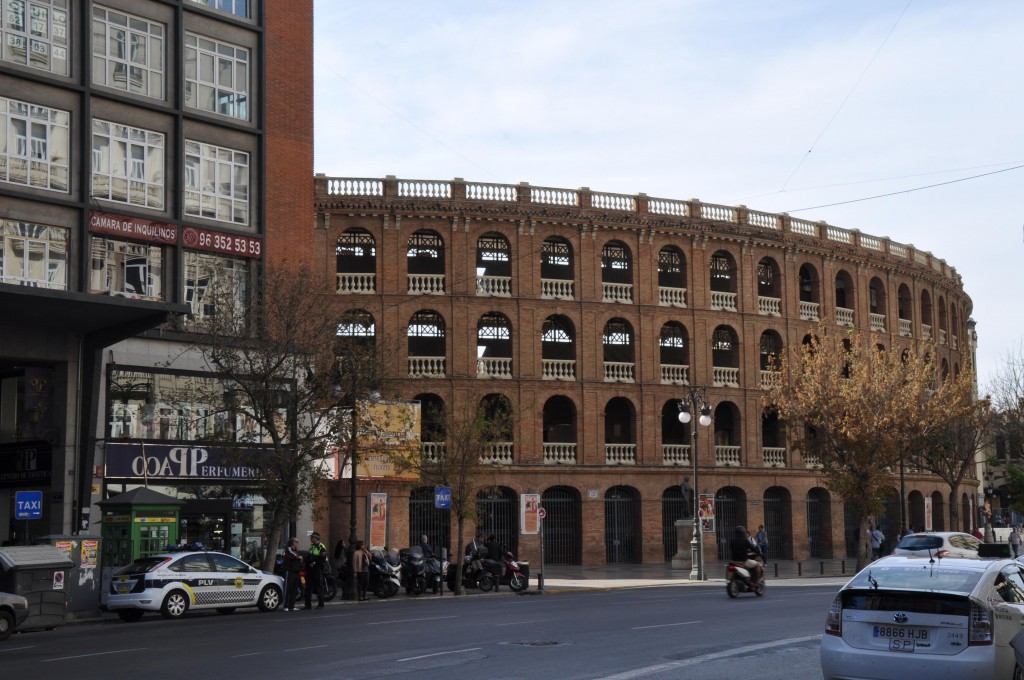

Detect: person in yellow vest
304,532,328,610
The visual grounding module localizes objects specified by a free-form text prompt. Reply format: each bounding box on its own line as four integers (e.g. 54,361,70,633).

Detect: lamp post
678,386,712,581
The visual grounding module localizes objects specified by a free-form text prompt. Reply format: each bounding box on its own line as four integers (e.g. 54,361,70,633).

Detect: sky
313,0,1024,388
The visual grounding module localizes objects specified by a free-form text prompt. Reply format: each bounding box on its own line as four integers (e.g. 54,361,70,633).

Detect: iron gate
605,487,640,564
476,488,517,557
542,487,581,565
844,503,858,558
806,496,823,558
715,495,739,560
763,489,786,560
662,488,685,560
408,487,451,556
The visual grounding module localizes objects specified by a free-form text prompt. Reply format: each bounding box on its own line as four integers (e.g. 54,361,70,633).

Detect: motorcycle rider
728,525,764,585
304,532,328,610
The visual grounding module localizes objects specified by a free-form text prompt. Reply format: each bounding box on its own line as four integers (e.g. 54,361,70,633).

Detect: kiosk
97,488,183,567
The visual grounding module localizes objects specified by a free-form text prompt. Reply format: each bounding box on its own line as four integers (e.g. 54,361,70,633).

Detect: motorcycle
479,551,528,593
448,550,490,592
369,548,401,599
400,546,427,595
424,553,448,594
725,561,765,598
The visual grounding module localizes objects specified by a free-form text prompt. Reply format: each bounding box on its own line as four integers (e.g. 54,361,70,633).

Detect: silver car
892,532,981,558
0,591,29,641
821,555,1024,679
107,551,283,621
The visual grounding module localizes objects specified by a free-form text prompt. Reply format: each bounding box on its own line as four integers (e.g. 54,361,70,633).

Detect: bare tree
988,342,1024,463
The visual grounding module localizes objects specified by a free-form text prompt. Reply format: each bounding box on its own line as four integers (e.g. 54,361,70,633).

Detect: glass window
188,0,249,19
183,250,249,327
845,565,983,594
0,96,70,191
1,0,69,75
184,140,249,225
92,119,164,209
0,218,68,289
169,554,212,573
210,552,250,573
184,32,248,120
92,6,164,99
89,236,163,299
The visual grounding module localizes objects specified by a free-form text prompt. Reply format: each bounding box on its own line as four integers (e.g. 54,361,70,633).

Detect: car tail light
968,602,993,646
825,593,842,636
936,549,949,558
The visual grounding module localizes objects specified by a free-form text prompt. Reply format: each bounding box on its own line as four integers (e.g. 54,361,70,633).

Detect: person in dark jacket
484,535,503,563
282,537,304,611
728,526,764,584
304,532,328,610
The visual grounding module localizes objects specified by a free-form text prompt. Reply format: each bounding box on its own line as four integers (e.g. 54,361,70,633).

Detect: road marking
367,615,457,625
282,644,330,653
42,648,148,662
231,652,264,658
495,618,554,627
632,620,701,630
397,648,481,662
596,635,822,679
0,646,35,653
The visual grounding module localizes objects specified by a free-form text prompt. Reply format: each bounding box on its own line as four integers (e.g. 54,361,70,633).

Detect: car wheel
726,580,739,599
160,590,190,619
509,572,527,592
258,584,282,612
117,610,145,623
216,608,236,615
0,610,14,641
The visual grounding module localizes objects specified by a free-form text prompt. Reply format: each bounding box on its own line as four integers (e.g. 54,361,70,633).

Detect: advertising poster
924,496,933,532
698,494,716,533
81,540,98,568
55,540,73,561
521,493,541,535
355,401,421,480
369,493,388,550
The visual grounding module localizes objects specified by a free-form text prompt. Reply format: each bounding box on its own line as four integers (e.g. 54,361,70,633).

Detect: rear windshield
116,557,169,575
847,565,983,594
897,536,943,550
842,589,970,616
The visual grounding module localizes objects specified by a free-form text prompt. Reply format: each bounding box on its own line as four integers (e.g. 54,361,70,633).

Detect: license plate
874,625,928,652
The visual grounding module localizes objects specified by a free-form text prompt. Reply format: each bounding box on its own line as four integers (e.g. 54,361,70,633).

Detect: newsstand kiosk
98,488,183,567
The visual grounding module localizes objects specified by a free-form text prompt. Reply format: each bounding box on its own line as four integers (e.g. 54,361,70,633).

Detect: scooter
400,546,427,595
369,548,401,599
725,561,765,598
448,551,490,592
479,551,528,592
424,553,448,594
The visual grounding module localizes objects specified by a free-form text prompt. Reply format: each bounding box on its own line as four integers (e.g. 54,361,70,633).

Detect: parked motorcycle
725,561,765,598
424,552,448,594
369,548,401,599
479,551,528,593
448,551,490,592
400,546,427,595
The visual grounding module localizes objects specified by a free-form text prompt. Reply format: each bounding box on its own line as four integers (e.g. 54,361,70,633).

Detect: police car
107,550,283,621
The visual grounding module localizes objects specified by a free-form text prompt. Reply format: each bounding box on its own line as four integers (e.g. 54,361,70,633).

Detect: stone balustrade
659,286,687,307
710,291,737,311
804,455,823,469
408,356,445,378
477,357,512,379
939,328,947,345
715,446,741,466
540,278,574,300
476,275,511,297
605,443,636,465
712,366,739,388
836,307,855,327
870,313,886,332
602,282,633,303
604,361,635,383
758,296,781,316
899,318,912,337
336,272,375,294
421,441,445,463
661,364,689,385
480,442,514,465
663,444,691,466
762,447,786,467
542,359,576,381
922,324,932,341
799,301,820,321
760,370,782,390
543,442,577,464
407,273,445,295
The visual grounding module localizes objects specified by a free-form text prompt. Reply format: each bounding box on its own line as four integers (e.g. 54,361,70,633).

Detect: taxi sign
15,490,43,520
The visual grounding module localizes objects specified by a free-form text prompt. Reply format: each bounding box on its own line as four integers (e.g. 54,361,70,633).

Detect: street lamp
678,386,712,581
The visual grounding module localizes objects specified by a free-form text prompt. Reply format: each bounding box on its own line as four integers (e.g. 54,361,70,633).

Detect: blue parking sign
15,490,43,520
434,486,451,509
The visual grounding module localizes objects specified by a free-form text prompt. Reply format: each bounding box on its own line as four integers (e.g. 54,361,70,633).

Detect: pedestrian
282,537,303,611
353,540,371,601
465,530,484,557
419,534,434,559
1010,527,1022,558
484,534,503,562
755,525,769,565
333,538,348,575
870,524,885,560
304,531,328,610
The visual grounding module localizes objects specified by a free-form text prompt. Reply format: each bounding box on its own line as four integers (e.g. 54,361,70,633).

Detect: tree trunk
455,515,466,596
948,483,960,534
262,519,285,572
856,515,872,572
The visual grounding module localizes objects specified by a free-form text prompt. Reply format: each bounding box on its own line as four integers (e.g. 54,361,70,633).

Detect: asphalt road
0,583,837,679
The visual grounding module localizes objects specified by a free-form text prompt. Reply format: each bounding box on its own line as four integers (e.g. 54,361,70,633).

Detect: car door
990,565,1024,677
209,552,261,605
170,553,217,610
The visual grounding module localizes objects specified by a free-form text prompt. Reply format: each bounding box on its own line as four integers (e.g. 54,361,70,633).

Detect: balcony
836,307,854,327
804,454,823,469
421,441,445,463
604,361,635,383
477,357,512,379
799,301,820,321
758,296,781,316
869,313,886,332
921,323,932,341
480,442,513,465
710,291,737,311
543,442,577,464
715,446,741,466
712,366,739,388
939,328,947,345
407,273,445,294
660,364,689,385
336,272,375,294
658,286,687,307
476,275,511,297
408,356,445,378
952,335,958,350
762,447,786,467
605,443,636,465
540,278,574,300
542,359,575,381
663,444,691,466
602,282,633,304
898,318,912,337
760,369,781,390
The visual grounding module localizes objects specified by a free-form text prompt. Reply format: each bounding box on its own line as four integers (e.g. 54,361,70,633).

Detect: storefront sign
89,211,178,245
0,443,51,487
182,226,262,258
104,443,271,481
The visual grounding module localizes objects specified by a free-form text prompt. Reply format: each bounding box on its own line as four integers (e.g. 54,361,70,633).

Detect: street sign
537,507,546,519
15,490,43,520
434,486,452,509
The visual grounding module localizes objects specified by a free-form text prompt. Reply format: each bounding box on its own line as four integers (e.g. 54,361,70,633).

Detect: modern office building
314,175,978,566
0,0,314,556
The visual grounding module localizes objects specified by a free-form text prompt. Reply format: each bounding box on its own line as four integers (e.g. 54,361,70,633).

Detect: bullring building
0,0,314,553
314,175,978,566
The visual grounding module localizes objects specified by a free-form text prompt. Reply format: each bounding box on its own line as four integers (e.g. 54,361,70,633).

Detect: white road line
367,615,458,626
230,652,264,658
0,646,35,653
397,648,482,662
631,620,701,630
42,648,148,663
495,619,554,627
282,644,330,652
596,635,822,679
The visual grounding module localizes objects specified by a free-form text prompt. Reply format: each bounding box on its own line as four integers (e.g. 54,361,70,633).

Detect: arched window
601,240,632,303
542,395,577,464
541,315,576,381
603,318,635,382
336,309,375,341
479,393,514,463
834,270,854,326
938,296,948,345
414,392,445,461
709,250,737,311
897,284,913,337
604,397,636,464
761,408,785,466
476,232,511,296
541,236,574,299
658,246,687,307
336,229,376,293
920,289,933,335
659,322,688,384
407,230,445,294
476,312,512,379
713,401,741,465
759,330,783,374
661,399,689,466
407,310,445,377
712,325,739,387
757,257,781,316
869,277,886,332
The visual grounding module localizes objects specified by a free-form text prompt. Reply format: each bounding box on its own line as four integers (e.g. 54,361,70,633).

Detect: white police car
107,551,283,621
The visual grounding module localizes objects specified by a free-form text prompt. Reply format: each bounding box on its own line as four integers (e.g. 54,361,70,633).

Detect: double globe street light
678,386,712,581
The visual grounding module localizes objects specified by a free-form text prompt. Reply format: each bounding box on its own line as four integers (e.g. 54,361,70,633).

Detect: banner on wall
369,493,388,550
924,496,933,532
698,494,716,533
521,493,541,535
353,401,421,480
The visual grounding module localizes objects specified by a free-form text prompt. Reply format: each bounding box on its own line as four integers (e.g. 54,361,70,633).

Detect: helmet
734,526,747,537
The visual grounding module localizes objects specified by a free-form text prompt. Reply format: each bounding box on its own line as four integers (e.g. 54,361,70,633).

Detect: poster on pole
369,493,388,550
521,494,541,535
924,496,933,532
698,493,716,533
